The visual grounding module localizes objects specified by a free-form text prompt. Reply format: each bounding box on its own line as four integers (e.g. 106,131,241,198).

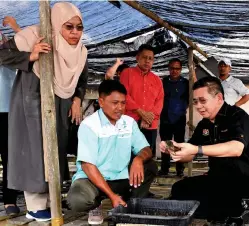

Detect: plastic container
108,198,200,226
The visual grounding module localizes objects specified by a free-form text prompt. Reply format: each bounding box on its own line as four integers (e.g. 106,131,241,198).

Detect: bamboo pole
187,48,195,177
39,1,63,225
117,0,208,59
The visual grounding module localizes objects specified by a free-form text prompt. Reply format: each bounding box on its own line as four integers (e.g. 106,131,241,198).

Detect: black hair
98,80,127,97
168,58,182,67
117,64,129,74
137,44,155,55
193,76,224,98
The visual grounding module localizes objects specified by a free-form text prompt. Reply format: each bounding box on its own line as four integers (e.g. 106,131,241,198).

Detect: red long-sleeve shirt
120,66,164,129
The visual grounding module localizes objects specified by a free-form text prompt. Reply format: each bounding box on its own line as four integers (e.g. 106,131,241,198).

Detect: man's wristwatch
197,145,203,157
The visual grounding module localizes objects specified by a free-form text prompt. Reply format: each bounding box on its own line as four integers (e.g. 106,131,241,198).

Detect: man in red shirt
120,44,164,157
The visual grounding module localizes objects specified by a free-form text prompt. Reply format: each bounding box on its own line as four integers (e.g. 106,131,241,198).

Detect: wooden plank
27,213,89,226
63,219,88,226
12,212,86,226
63,215,88,226
0,206,26,221
7,215,34,225
63,216,109,226
28,221,51,226
63,211,87,224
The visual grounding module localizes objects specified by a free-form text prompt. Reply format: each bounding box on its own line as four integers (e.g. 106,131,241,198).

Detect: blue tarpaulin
1,1,249,83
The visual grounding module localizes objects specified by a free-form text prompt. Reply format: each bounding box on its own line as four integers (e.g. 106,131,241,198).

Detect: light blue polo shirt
72,109,149,182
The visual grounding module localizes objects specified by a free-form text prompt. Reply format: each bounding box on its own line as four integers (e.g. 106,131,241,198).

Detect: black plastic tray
108,198,200,226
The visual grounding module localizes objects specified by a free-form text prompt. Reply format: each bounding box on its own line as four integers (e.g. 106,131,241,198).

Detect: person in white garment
218,58,249,106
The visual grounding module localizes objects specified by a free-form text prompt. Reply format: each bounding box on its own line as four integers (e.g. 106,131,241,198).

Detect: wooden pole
117,0,208,59
187,47,194,177
39,1,63,225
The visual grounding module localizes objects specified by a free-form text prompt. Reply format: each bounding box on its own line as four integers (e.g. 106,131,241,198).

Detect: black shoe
176,171,184,177
146,191,164,199
62,199,70,210
157,170,169,177
226,216,244,226
147,191,156,198
5,205,20,216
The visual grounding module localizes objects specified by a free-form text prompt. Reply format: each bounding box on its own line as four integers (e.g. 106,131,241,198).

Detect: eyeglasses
63,24,84,31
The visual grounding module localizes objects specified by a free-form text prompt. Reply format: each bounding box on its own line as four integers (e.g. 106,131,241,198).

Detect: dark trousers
159,116,186,173
171,175,249,220
67,123,79,156
140,128,157,157
0,113,18,205
67,159,158,212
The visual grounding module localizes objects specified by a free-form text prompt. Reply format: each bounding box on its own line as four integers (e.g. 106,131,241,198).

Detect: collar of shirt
98,109,110,126
135,65,151,76
168,76,183,82
220,75,232,83
217,102,228,117
202,102,228,126
98,108,125,129
210,102,228,124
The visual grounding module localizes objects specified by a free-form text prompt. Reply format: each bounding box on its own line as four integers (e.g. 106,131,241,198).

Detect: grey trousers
67,160,157,212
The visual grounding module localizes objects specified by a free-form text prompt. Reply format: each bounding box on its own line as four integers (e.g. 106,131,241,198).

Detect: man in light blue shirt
67,80,157,217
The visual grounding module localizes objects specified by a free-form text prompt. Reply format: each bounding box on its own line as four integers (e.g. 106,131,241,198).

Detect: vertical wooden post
187,47,194,177
39,1,63,225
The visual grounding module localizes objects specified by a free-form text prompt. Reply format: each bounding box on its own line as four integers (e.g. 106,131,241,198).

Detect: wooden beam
117,0,208,59
39,1,63,225
187,48,195,177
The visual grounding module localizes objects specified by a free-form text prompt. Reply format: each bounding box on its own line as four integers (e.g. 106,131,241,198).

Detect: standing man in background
120,44,164,158
159,58,188,177
218,58,249,106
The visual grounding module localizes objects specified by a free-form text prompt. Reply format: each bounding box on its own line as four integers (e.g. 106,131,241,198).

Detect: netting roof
1,1,249,84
